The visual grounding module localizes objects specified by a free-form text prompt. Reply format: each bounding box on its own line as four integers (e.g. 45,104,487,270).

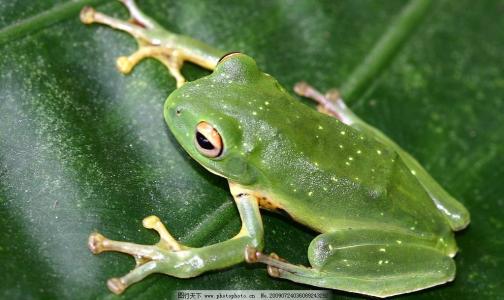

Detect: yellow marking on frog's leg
293,81,356,125
258,196,282,211
228,181,283,212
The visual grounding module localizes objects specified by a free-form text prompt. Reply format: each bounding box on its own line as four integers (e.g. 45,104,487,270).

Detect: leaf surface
0,0,502,299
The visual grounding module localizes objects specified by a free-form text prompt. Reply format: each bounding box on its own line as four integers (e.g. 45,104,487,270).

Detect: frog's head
164,53,284,185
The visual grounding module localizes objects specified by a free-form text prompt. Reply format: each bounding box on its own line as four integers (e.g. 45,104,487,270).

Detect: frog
81,1,470,297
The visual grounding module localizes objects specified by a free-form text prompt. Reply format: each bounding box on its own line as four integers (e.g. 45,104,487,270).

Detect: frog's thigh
302,229,455,297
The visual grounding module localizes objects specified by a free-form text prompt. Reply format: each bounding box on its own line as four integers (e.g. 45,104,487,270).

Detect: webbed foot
89,215,187,294
80,0,223,87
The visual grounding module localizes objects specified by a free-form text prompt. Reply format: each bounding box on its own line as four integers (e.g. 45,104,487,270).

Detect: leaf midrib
0,0,111,45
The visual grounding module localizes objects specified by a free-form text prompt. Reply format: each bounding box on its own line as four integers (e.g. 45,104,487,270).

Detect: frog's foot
294,81,357,126
80,1,188,87
88,215,187,294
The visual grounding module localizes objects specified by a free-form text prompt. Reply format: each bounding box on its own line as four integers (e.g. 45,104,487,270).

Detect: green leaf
0,0,502,299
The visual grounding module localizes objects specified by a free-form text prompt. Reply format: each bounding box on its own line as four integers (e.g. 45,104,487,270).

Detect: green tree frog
81,1,469,297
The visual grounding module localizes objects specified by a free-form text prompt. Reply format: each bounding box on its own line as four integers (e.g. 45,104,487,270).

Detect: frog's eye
195,121,223,158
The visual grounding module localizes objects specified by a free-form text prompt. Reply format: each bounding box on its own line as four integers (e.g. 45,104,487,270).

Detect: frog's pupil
196,132,214,150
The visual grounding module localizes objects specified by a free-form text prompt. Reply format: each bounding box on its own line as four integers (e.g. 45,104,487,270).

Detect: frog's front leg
247,228,455,298
89,193,264,294
81,0,224,87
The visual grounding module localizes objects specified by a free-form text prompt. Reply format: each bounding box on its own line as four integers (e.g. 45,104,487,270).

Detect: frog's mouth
199,163,226,179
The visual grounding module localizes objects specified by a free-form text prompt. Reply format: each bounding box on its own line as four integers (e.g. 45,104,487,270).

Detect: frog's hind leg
80,6,150,42
118,0,162,29
294,81,358,126
247,229,455,298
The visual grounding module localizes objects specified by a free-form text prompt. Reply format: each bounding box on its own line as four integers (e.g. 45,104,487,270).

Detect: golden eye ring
195,121,223,158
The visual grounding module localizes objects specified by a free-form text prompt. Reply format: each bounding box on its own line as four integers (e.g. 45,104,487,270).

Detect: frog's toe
88,232,106,254
107,277,126,295
143,215,185,251
80,6,96,24
244,246,259,263
116,56,134,74
142,215,162,229
105,260,162,294
267,265,280,278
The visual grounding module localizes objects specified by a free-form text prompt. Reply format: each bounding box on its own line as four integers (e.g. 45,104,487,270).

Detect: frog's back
247,91,454,245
